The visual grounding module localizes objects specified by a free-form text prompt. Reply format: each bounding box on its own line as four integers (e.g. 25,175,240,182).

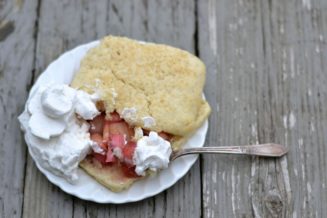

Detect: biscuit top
71,36,211,137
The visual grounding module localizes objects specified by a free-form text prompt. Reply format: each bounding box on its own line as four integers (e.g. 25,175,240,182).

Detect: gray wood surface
21,1,200,218
0,0,326,217
199,0,327,217
0,0,38,217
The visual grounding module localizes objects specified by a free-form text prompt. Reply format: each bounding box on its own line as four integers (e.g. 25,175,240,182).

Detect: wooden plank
198,0,327,217
198,0,265,216
0,1,38,218
22,0,200,217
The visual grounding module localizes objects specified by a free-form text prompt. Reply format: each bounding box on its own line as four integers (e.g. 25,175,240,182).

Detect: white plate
23,40,209,204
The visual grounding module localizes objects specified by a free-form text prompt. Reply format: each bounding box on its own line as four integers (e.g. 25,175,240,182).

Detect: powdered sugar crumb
121,107,137,121
142,116,156,128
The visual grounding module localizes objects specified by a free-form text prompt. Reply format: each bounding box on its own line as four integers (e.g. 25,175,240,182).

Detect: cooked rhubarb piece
93,153,107,164
108,122,134,141
89,111,173,179
109,134,125,149
103,120,111,142
90,133,107,150
121,163,140,178
108,111,122,122
105,148,117,163
158,131,173,141
89,114,105,134
122,141,136,163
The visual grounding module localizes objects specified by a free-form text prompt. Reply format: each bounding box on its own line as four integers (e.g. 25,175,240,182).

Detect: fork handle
171,143,288,160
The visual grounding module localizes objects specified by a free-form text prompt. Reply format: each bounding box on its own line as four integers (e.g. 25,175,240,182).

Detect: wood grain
198,0,327,217
1,0,326,217
0,1,38,217
22,0,200,218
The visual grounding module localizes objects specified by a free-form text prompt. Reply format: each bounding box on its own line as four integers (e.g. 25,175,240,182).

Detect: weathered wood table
1,0,326,217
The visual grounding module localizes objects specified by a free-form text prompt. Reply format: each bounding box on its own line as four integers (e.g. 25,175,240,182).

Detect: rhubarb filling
86,103,173,178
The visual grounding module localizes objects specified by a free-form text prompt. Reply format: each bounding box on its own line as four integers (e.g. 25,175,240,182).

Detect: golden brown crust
80,157,140,192
71,36,211,137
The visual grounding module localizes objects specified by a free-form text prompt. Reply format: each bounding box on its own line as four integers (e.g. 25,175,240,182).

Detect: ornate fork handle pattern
170,143,288,161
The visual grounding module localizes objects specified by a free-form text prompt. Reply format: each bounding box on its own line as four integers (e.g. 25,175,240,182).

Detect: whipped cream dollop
133,131,172,176
19,83,100,182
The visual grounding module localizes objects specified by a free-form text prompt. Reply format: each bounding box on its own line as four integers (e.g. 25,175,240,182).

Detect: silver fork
170,143,288,161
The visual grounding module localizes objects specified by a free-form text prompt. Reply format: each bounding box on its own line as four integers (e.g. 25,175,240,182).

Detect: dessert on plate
19,36,211,192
